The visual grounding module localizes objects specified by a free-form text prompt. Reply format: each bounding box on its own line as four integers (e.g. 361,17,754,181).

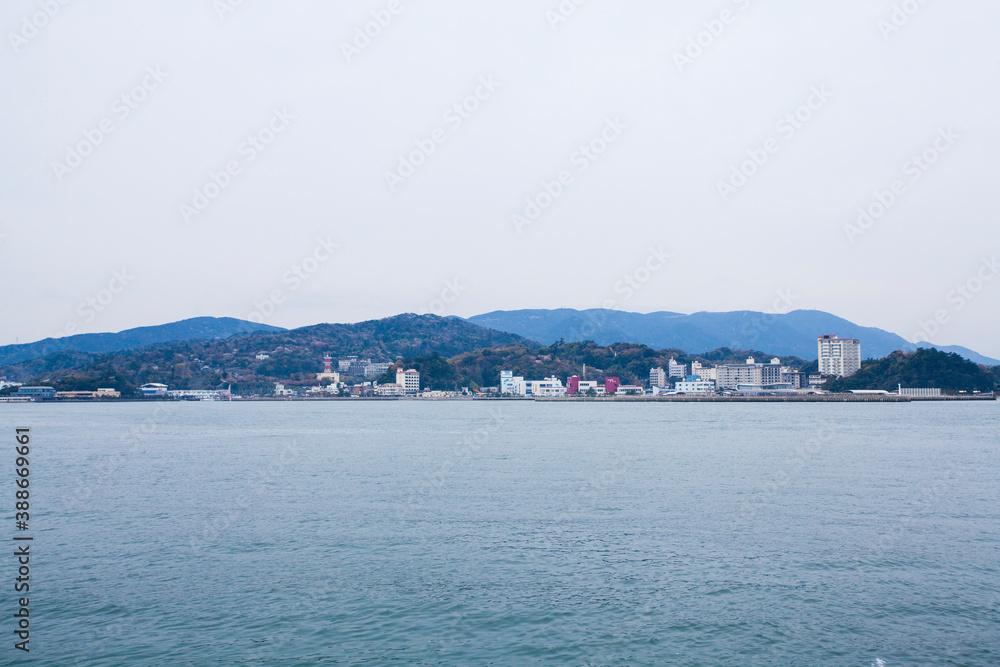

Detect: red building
567,376,581,395
605,377,620,394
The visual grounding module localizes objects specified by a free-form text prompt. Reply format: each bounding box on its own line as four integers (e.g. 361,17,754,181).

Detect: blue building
16,386,55,399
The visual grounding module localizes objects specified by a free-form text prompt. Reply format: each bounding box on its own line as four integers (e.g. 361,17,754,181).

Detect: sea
2,400,998,666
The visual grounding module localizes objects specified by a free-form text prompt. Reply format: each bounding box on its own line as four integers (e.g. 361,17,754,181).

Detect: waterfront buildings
397,369,420,395
167,388,231,400
675,377,716,394
377,383,404,397
690,362,716,382
141,383,168,397
500,371,565,396
649,367,667,389
316,354,340,382
16,386,56,399
899,387,942,397
54,388,120,400
818,335,861,377
567,377,605,395
668,358,686,379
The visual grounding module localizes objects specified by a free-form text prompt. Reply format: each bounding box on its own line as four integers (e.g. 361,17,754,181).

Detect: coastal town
2,335,992,402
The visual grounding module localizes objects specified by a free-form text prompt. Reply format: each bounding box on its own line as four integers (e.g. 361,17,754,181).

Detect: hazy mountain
1,314,536,391
0,317,285,368
467,309,1000,365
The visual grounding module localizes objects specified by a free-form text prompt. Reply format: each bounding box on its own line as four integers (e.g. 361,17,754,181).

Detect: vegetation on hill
824,349,998,394
0,315,535,396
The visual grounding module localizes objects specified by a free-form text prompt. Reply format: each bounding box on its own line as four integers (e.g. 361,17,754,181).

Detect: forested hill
824,349,998,393
0,317,284,367
0,314,535,394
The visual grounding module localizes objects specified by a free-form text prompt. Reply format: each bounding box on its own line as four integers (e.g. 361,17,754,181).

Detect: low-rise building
377,383,404,397
167,389,231,400
899,387,942,397
141,383,168,397
16,386,56,400
676,378,716,394
54,388,121,400
615,385,645,396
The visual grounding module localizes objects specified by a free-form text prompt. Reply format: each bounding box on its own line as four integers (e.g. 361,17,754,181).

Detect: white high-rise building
818,335,861,377
397,369,420,395
649,367,667,389
668,358,686,378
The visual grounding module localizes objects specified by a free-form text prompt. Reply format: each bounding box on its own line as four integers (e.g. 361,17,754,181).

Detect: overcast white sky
2,0,999,357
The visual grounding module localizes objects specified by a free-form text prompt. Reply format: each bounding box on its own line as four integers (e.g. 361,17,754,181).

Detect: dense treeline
824,349,997,393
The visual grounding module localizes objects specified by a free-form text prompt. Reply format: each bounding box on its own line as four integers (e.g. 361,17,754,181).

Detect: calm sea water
2,400,998,665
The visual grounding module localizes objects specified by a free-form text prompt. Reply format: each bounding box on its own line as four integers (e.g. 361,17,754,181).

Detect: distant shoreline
2,394,995,405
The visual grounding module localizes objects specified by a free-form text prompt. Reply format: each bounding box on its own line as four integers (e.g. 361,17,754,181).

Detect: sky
2,0,999,357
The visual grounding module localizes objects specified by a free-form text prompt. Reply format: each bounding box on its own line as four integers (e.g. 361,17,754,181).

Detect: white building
615,385,645,396
649,367,667,389
689,362,717,382
167,388,231,400
255,353,270,361
274,383,296,397
899,387,942,397
377,383,404,397
668,358,687,378
397,369,420,395
527,377,566,397
675,379,716,394
818,335,861,377
716,359,783,390
141,383,168,397
500,370,527,396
